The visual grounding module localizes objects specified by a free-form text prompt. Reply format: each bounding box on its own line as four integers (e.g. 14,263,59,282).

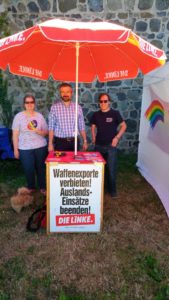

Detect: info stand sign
46,152,105,233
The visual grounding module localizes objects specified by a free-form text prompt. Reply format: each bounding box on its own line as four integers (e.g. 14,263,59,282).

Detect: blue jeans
19,146,48,190
95,144,117,196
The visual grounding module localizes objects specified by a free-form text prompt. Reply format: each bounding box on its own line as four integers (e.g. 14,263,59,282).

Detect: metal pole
75,42,79,156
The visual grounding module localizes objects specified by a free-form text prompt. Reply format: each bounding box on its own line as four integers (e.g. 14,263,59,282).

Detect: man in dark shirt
90,93,127,198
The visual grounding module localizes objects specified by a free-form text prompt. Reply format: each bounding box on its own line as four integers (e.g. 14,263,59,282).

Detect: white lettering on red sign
139,38,157,57
58,216,70,224
56,214,95,226
19,65,43,77
104,69,128,80
0,33,25,48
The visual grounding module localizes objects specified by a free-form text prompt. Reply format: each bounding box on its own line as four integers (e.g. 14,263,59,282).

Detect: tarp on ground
137,62,169,217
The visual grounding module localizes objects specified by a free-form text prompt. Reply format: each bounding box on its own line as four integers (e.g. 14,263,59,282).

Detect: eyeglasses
99,100,108,103
25,101,35,104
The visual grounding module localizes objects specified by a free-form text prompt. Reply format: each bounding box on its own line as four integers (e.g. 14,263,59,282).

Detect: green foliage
144,255,165,282
26,245,35,254
0,291,10,300
118,152,137,173
0,71,13,127
0,159,25,187
4,256,26,281
138,253,165,282
155,285,169,300
0,13,12,128
0,12,10,38
58,293,86,300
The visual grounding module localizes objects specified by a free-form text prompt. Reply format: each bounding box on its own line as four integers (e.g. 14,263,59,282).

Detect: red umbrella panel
0,19,166,154
0,19,166,82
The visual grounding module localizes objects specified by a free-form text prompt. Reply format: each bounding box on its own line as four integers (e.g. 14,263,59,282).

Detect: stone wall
0,0,169,152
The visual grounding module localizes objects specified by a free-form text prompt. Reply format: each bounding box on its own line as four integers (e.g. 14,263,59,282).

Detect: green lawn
0,154,169,300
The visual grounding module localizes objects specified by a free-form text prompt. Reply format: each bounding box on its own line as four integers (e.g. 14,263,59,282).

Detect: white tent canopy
137,62,169,217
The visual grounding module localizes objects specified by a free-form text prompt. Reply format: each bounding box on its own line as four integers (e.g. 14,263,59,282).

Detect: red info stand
46,152,105,233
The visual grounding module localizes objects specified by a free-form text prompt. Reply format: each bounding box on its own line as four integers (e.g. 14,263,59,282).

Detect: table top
46,151,105,164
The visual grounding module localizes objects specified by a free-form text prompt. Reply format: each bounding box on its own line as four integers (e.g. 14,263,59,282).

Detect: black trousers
54,137,80,151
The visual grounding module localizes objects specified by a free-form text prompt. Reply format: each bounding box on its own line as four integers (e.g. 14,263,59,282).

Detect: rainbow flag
145,100,164,128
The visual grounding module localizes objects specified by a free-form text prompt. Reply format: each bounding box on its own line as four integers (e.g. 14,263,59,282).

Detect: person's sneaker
40,189,46,196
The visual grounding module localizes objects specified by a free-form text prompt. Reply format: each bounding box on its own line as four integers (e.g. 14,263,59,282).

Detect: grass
0,154,169,299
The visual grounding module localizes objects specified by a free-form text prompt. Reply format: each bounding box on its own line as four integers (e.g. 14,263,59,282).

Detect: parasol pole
75,42,80,156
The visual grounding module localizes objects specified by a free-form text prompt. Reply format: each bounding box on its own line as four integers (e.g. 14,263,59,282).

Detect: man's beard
61,96,71,102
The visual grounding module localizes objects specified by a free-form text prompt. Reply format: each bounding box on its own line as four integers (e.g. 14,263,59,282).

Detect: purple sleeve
12,113,20,130
40,114,48,130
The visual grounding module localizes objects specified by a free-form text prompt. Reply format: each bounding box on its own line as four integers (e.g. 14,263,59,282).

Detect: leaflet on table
46,151,105,163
